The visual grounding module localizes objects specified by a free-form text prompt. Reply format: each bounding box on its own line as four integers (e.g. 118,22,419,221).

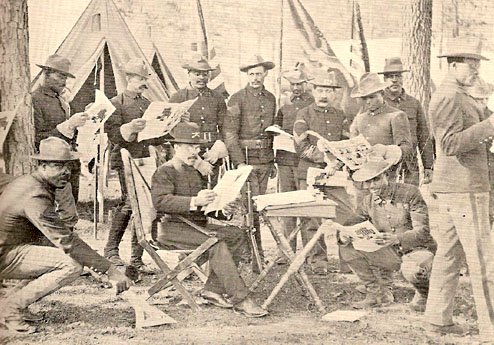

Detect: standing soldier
425,38,494,341
274,69,314,252
223,55,277,270
103,59,169,271
350,73,413,181
293,71,350,275
169,55,227,174
379,57,434,185
32,54,89,202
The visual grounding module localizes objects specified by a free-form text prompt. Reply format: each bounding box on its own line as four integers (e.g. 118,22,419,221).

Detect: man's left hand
269,164,277,179
423,169,433,184
373,233,399,246
222,198,240,217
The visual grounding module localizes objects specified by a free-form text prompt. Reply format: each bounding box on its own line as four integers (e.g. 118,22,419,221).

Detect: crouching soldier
339,144,436,311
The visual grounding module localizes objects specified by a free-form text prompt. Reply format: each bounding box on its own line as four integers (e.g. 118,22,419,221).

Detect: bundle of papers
253,190,316,211
265,125,296,153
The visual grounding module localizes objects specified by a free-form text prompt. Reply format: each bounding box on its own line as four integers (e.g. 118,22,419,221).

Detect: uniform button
261,119,264,122
490,136,493,139
324,110,328,113
201,107,205,110
326,120,330,124
296,107,299,110
367,124,371,127
261,105,264,108
327,133,331,136
391,228,396,233
387,215,391,219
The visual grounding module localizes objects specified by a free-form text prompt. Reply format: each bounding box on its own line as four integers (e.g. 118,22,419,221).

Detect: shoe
233,298,268,318
353,293,380,309
21,308,43,322
425,323,466,335
106,255,125,266
275,257,289,265
311,261,328,276
409,291,427,312
130,261,156,275
1,307,36,334
200,290,233,309
379,289,395,306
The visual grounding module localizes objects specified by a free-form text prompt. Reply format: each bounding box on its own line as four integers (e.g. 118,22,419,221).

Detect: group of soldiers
1,34,494,343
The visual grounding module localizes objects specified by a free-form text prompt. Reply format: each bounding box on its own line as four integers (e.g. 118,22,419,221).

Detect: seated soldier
339,144,436,311
151,122,267,318
0,137,131,334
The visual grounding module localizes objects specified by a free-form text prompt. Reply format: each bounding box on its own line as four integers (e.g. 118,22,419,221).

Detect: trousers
425,192,494,342
278,164,298,250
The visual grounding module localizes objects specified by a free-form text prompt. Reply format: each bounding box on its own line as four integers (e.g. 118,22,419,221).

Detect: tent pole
98,53,105,224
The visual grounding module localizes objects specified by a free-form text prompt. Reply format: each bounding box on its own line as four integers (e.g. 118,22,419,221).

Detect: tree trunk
0,0,35,175
401,0,433,113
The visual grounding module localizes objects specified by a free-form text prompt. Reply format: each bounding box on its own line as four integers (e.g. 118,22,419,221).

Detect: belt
239,138,273,149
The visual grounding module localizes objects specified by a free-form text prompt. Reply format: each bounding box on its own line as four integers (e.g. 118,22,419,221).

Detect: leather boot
352,292,381,309
104,209,131,260
409,290,427,312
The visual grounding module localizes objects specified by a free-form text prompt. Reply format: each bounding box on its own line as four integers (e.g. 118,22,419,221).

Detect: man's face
174,143,201,166
289,82,305,96
362,91,384,111
44,70,68,94
126,74,148,94
247,66,267,89
312,85,336,107
189,70,209,89
383,72,403,93
40,161,72,189
362,173,389,197
453,58,480,86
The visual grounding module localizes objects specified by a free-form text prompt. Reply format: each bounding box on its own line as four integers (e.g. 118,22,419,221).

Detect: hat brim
352,161,391,182
37,64,76,78
437,53,489,61
182,64,216,72
377,69,409,75
283,76,312,84
350,80,393,98
31,152,80,161
240,61,275,72
123,70,152,79
309,81,341,88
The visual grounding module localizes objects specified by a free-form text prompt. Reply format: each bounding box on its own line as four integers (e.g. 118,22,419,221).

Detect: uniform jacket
169,84,227,145
32,85,75,149
105,91,166,169
293,103,347,180
356,182,436,253
384,89,434,170
0,173,110,273
223,85,277,165
274,92,314,166
429,75,494,193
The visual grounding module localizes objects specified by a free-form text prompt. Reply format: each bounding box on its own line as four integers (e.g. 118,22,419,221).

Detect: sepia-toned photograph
1,0,494,343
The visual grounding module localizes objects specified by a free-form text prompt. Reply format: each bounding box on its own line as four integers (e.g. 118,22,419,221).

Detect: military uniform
384,89,433,184
426,73,494,339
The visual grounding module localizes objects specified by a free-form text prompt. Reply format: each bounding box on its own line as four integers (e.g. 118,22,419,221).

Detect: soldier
223,55,277,269
425,37,494,340
274,69,314,252
378,57,434,185
341,144,436,311
32,54,89,201
169,55,227,175
350,73,413,182
293,71,352,275
103,59,170,271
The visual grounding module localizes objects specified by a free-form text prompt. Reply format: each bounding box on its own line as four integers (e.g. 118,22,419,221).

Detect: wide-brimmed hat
468,77,494,99
168,122,207,144
351,73,392,98
31,137,79,161
352,144,401,182
438,36,489,61
378,57,409,74
122,59,152,78
36,54,75,78
282,69,313,84
182,54,216,72
240,55,275,72
309,71,341,88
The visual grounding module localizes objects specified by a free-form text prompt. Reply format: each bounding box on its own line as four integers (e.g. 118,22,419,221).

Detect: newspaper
337,220,389,252
253,190,316,211
203,165,253,215
85,89,116,125
265,126,296,153
306,132,371,170
137,98,197,142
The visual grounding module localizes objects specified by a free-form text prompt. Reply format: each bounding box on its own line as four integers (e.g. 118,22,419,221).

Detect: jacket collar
123,89,145,100
37,85,60,98
384,88,407,102
311,102,335,113
245,84,267,97
290,91,312,103
31,171,57,198
186,83,212,97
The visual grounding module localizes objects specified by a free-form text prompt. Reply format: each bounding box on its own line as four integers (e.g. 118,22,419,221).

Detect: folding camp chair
121,148,218,311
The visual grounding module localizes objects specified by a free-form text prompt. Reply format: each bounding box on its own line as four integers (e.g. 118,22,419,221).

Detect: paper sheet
322,310,368,322
85,89,116,125
266,126,297,153
337,221,390,252
138,98,197,142
253,190,316,211
203,165,253,215
265,125,293,137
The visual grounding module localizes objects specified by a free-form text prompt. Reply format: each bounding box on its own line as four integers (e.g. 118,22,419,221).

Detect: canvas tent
30,0,169,113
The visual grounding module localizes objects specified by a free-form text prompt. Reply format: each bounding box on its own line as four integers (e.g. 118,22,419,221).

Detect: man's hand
194,158,214,176
67,112,89,129
423,169,433,184
316,139,331,153
269,163,277,178
194,189,217,207
222,198,240,217
373,233,399,246
129,119,146,133
180,111,191,122
107,264,131,294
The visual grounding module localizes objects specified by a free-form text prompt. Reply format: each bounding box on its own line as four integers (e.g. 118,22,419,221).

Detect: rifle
245,147,263,273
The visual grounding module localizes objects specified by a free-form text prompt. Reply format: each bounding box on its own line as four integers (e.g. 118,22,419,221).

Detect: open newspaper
203,165,253,216
306,132,371,170
265,125,296,153
336,220,389,252
137,98,197,142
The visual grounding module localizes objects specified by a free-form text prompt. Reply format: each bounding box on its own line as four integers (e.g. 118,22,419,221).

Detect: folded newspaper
337,220,389,252
265,126,296,153
306,132,371,170
138,98,197,142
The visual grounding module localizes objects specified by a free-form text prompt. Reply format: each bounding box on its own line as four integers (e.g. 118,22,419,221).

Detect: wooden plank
264,201,337,218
